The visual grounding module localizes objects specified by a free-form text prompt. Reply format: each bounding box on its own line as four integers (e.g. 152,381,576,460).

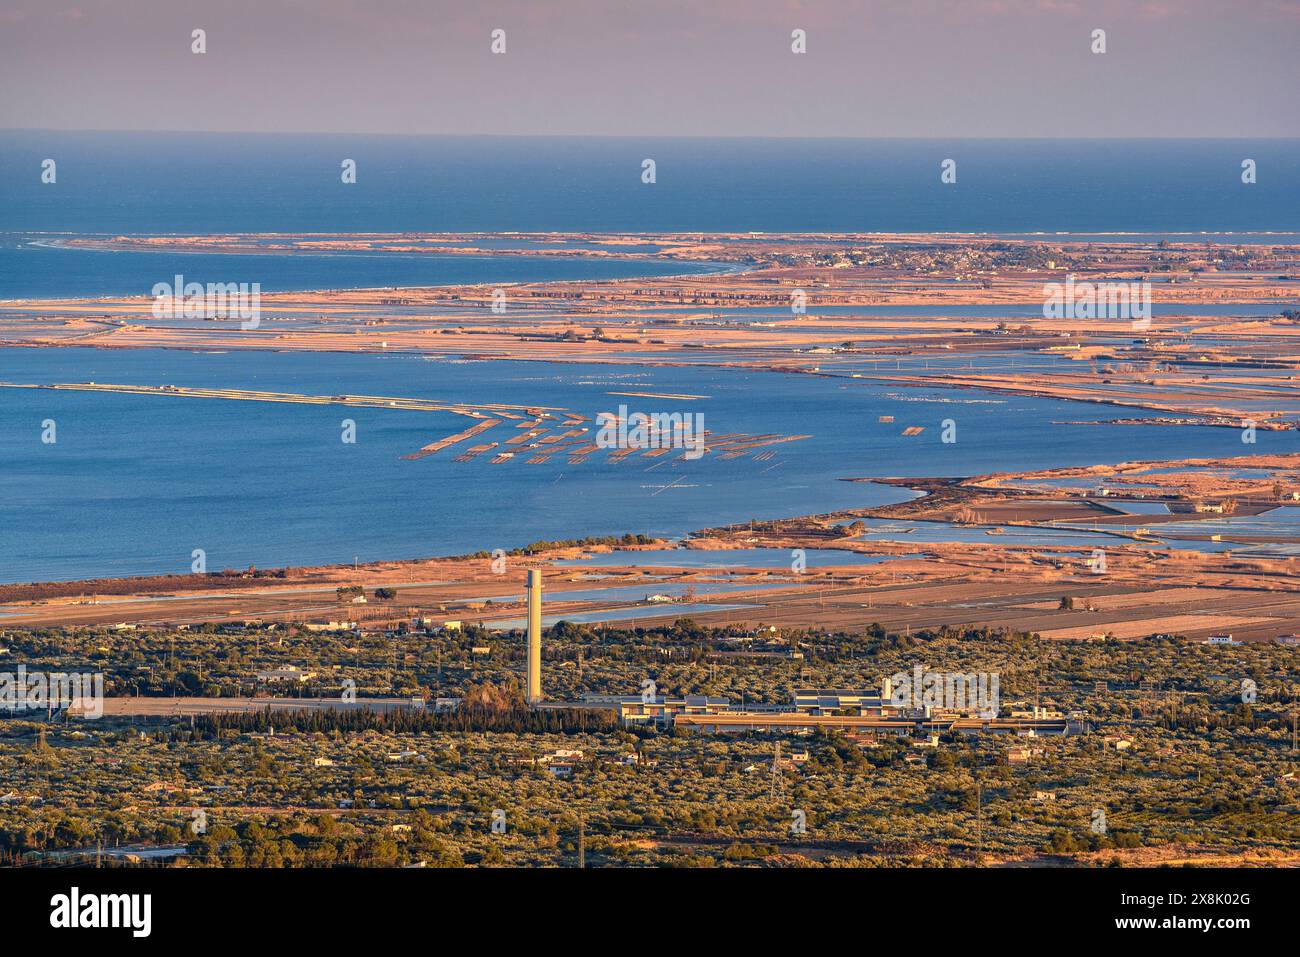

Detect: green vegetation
2,620,1297,868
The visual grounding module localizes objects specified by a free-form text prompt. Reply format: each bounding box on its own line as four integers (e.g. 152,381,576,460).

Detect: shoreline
6,231,1300,624
7,452,1299,633
3,234,745,304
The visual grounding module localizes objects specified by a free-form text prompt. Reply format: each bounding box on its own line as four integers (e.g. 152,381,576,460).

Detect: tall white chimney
526,570,542,705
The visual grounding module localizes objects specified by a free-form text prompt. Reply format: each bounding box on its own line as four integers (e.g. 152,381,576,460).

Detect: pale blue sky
1,0,1297,137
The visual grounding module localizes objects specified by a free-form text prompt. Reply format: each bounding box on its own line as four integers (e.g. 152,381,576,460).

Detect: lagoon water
484,603,761,631
2,133,1298,582
2,347,1293,583
554,549,922,570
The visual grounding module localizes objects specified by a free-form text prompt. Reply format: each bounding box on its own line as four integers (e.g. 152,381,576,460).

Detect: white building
256,665,315,683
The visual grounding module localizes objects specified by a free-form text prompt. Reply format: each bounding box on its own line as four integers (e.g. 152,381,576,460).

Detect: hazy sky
1,0,1297,137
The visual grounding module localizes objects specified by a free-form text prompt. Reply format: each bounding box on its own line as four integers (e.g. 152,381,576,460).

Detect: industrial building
522,585,1084,736
672,711,1083,736
605,694,733,726
792,689,885,715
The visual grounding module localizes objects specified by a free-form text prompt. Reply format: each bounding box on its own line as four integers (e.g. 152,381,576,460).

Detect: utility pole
975,778,983,863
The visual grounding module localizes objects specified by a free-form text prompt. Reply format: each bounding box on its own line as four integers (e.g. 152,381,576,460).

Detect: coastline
5,230,1300,608
8,452,1300,643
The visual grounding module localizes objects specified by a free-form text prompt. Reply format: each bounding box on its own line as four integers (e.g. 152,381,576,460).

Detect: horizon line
3,128,1298,142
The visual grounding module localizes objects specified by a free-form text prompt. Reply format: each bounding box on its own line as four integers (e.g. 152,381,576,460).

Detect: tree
1059,596,1075,611
374,587,397,601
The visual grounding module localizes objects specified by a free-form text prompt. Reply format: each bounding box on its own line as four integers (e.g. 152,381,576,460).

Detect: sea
1,132,1297,582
